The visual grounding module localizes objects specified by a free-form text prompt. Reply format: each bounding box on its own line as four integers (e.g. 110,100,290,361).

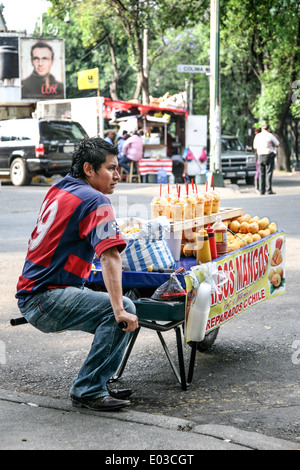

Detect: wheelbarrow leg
109,326,141,382
187,341,198,385
175,325,187,391
156,324,187,390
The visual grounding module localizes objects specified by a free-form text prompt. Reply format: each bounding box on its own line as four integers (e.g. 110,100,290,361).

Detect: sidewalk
1,389,299,450
115,170,300,199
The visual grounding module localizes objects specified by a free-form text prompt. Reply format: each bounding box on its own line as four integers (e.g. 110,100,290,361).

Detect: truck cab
207,135,256,185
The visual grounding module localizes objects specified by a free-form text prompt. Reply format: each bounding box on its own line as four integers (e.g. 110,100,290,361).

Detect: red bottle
206,224,218,259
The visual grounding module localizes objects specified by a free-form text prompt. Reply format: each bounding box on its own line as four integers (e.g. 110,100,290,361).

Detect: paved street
0,172,300,450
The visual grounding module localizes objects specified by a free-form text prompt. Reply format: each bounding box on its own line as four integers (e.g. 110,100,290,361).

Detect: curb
1,389,299,450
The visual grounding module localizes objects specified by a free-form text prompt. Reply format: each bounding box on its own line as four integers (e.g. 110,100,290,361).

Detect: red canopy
103,97,188,120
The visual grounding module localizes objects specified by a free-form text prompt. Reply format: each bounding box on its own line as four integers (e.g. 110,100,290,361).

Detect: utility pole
209,0,224,186
142,25,149,105
142,1,149,106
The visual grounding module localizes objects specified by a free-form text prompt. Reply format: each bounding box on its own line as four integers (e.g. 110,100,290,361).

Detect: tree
148,23,210,114
221,0,300,170
47,0,208,103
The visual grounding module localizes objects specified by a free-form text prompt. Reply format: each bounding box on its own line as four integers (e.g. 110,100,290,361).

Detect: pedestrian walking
254,128,261,193
253,123,279,195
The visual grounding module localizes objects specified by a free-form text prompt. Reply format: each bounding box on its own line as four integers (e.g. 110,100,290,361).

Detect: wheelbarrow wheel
188,328,219,352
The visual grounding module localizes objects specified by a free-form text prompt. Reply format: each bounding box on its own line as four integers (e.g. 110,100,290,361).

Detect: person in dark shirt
21,41,64,99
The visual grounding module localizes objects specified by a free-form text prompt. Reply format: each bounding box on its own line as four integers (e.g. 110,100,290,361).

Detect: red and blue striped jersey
16,174,126,308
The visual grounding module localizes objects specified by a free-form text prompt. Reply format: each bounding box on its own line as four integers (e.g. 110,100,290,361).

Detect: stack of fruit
227,214,277,252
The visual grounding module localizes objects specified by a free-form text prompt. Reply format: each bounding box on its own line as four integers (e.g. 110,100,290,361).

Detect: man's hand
115,310,139,332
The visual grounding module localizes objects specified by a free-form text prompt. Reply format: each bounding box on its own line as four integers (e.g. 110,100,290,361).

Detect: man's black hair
71,137,118,179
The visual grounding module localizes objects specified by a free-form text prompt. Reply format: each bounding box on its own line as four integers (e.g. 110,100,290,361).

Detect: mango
276,267,284,278
268,269,275,281
271,247,283,266
229,220,240,233
249,216,259,223
238,214,251,223
183,243,196,257
268,222,277,234
228,240,240,252
252,233,261,242
248,222,259,234
271,273,281,287
239,221,249,233
258,229,270,238
244,233,253,244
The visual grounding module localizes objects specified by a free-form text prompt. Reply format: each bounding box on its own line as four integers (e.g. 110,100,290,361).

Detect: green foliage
148,23,210,114
43,0,299,158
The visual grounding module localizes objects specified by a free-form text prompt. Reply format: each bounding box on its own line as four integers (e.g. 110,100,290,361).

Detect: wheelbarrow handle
10,317,28,326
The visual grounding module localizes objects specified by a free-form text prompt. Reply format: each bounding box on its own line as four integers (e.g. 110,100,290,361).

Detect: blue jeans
118,155,132,173
19,286,136,398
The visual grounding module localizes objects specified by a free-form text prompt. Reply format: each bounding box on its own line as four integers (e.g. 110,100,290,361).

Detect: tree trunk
132,31,150,104
275,130,290,172
133,71,143,101
106,35,119,101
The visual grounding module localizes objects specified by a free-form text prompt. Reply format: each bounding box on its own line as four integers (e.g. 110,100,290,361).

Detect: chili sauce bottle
213,216,228,256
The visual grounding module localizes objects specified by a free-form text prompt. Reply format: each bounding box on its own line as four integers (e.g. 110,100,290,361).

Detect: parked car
207,135,256,185
0,118,88,186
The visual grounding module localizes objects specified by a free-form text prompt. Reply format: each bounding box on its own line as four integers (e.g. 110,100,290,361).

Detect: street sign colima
177,64,210,74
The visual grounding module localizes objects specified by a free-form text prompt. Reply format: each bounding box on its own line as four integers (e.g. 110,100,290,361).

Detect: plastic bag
182,147,195,161
120,217,175,272
151,273,186,301
199,148,207,163
185,263,231,342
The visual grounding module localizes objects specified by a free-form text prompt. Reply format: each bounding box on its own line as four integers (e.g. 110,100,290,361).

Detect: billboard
20,37,65,100
0,36,19,85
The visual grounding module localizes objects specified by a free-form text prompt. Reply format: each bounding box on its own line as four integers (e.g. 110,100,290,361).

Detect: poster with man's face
20,38,65,100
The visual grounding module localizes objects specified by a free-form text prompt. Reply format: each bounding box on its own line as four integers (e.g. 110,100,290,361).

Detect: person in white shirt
253,123,279,195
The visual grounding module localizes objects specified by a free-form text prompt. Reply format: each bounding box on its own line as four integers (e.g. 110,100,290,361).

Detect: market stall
103,97,189,182
87,184,286,390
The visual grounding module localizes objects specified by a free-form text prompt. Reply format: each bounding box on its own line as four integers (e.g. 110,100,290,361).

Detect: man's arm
100,246,138,332
121,139,129,156
253,135,257,150
271,134,280,148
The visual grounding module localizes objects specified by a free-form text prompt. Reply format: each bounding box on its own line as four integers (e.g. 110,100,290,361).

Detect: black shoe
109,388,132,399
71,394,130,411
267,190,276,194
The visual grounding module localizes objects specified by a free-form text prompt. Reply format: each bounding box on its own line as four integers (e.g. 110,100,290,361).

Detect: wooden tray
170,207,243,232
